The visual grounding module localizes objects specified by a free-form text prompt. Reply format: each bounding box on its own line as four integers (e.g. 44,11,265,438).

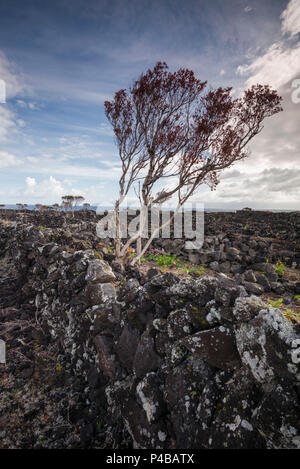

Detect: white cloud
0,106,17,142
25,176,36,187
237,1,300,90
16,100,39,110
99,123,114,137
0,51,26,99
188,163,300,210
21,175,107,205
20,156,122,180
0,151,19,169
244,6,253,13
231,1,300,210
281,0,300,38
0,52,32,144
237,41,300,89
24,175,65,200
28,102,38,110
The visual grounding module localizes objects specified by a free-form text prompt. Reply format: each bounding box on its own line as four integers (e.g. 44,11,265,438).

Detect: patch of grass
147,253,179,267
267,298,283,309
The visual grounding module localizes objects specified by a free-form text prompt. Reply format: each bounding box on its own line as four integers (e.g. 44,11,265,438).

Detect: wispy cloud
0,51,27,99
281,0,300,38
237,0,300,90
0,151,20,168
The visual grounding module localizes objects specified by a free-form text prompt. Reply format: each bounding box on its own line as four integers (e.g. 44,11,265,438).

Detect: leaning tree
104,62,282,265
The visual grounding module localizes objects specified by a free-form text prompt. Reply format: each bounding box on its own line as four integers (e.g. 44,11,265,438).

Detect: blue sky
0,0,299,209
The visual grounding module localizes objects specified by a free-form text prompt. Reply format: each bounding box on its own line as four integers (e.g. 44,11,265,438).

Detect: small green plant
148,253,178,267
198,266,205,276
267,298,283,309
275,260,285,276
294,295,300,301
119,275,127,289
38,225,45,231
94,251,102,260
140,256,146,263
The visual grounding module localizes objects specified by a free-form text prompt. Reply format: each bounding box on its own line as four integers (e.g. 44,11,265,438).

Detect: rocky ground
0,244,130,449
0,209,299,449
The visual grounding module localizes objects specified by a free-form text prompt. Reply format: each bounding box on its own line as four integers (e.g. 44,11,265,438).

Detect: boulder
85,259,115,283
115,326,140,371
94,335,121,379
181,326,241,371
244,270,257,283
243,281,264,296
133,329,162,378
233,295,266,322
85,282,116,306
235,307,299,385
255,273,271,292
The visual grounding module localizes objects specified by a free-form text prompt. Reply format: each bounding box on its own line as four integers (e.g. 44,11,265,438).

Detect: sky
0,0,299,210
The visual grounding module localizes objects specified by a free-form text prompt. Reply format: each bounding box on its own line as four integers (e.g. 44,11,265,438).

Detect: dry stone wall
0,219,299,448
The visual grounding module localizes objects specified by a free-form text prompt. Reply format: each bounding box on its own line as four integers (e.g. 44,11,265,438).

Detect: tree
74,195,85,208
61,195,84,216
104,61,282,265
61,195,74,210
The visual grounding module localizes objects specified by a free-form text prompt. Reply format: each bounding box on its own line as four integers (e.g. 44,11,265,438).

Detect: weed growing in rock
275,260,285,276
267,298,283,309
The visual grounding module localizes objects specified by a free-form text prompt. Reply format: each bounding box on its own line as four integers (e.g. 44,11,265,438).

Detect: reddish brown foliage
105,62,282,208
